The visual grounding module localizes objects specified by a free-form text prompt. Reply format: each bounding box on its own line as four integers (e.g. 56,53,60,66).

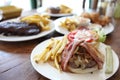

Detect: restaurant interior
0,0,120,80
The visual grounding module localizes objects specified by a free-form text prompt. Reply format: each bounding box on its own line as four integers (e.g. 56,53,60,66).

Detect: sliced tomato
67,29,94,42
85,38,93,42
67,30,78,42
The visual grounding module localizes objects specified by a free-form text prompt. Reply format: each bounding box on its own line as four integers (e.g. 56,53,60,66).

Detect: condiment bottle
98,0,108,15
114,0,120,18
105,0,115,18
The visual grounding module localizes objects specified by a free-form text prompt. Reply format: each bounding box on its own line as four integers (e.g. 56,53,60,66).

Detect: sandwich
61,29,105,73
34,28,106,73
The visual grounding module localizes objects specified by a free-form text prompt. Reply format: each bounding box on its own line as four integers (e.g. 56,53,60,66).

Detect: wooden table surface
0,10,120,80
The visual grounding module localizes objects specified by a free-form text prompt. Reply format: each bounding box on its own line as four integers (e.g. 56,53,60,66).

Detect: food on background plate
0,14,52,36
20,14,51,31
34,28,107,73
80,12,110,26
59,16,105,37
60,16,90,31
0,22,40,36
60,18,78,31
46,4,72,14
47,7,60,14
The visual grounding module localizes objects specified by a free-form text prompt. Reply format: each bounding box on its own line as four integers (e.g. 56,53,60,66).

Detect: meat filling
68,46,97,69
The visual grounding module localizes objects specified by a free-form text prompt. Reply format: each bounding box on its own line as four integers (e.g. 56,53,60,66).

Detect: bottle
91,0,98,10
114,0,120,18
98,0,108,15
105,0,115,18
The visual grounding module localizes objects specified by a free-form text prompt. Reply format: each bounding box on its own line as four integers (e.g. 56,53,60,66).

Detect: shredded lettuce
94,28,106,42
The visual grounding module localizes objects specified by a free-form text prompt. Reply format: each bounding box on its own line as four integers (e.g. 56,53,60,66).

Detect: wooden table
0,10,120,80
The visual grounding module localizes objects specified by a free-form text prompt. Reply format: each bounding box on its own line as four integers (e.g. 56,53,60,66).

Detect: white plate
37,7,74,17
102,23,114,35
54,16,114,35
0,19,55,42
31,37,119,80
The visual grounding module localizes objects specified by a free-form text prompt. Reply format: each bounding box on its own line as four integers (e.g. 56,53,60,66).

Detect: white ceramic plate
0,19,55,42
31,37,119,80
102,23,114,35
37,7,74,17
54,16,114,35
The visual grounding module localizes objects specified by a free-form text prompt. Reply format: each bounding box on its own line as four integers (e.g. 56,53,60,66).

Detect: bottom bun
68,65,98,73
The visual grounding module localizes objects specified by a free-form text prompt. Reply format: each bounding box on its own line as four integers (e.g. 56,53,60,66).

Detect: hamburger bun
68,65,98,73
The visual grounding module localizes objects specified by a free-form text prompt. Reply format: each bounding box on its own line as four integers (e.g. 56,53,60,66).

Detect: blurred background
0,0,120,19
0,0,89,11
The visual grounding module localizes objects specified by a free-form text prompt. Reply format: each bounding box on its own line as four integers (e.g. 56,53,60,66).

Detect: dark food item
0,22,41,36
61,40,104,73
49,7,60,14
68,45,97,69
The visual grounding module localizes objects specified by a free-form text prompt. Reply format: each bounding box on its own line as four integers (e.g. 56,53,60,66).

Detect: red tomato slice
67,30,93,42
85,38,93,42
67,30,78,42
